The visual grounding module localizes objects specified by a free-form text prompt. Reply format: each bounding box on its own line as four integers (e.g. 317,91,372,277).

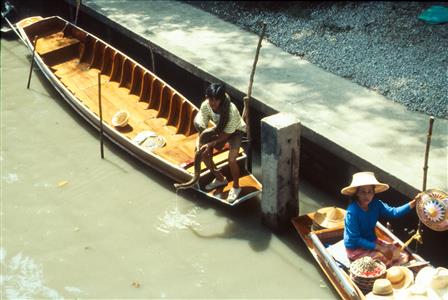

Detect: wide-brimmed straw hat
416,189,448,232
366,279,395,299
341,172,390,196
313,207,346,229
386,266,414,290
414,266,448,299
112,110,129,127
396,283,440,300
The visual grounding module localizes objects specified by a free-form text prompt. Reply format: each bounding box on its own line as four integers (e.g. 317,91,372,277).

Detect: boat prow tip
16,16,43,29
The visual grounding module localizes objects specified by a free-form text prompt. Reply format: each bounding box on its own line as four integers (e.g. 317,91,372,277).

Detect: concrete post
261,113,300,231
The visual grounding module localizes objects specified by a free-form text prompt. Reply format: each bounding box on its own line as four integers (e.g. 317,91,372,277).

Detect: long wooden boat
16,16,262,206
292,211,429,300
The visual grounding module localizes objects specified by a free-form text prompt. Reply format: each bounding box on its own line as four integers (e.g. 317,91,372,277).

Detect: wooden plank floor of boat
51,57,198,166
42,32,261,201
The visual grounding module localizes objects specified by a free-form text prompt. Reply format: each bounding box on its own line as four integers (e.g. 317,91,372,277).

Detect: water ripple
156,206,200,233
0,248,83,300
2,173,19,184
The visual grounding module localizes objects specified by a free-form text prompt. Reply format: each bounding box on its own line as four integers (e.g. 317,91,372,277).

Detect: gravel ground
187,1,448,119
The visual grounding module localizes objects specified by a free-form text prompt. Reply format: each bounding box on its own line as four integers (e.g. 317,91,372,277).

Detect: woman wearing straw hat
342,172,419,267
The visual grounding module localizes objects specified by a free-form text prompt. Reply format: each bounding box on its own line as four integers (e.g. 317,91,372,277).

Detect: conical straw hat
416,189,448,232
341,172,389,196
313,207,346,229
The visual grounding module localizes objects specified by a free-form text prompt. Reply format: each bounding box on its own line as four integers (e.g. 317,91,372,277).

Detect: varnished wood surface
292,213,428,300
17,16,262,203
292,214,361,300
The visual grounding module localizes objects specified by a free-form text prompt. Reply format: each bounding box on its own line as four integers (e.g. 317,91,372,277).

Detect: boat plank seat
35,32,79,56
70,78,198,161
153,134,197,165
82,83,162,137
53,59,198,162
55,62,108,102
22,16,66,42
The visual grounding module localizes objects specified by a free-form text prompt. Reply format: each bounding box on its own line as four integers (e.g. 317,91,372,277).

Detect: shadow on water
187,198,272,253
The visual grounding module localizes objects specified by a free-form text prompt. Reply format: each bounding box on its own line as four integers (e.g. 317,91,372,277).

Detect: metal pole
98,72,105,159
26,36,38,89
415,116,435,252
244,22,266,172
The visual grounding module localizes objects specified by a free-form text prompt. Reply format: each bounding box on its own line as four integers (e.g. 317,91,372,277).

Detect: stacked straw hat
396,266,448,299
312,207,346,230
366,279,395,299
341,172,389,196
416,189,448,232
386,266,414,290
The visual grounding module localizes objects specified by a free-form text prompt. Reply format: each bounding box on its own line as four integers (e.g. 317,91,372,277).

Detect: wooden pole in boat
26,36,38,89
148,42,155,74
415,116,435,252
244,22,266,172
422,116,435,192
98,72,105,159
62,0,81,34
74,0,81,26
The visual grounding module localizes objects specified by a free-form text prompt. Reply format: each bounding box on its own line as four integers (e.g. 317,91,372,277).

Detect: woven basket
350,260,387,294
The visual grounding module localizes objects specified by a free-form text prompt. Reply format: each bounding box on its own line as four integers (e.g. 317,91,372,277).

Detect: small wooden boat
16,16,262,205
292,211,429,300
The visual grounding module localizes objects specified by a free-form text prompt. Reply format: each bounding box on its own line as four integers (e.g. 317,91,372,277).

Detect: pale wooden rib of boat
292,213,429,300
17,16,262,205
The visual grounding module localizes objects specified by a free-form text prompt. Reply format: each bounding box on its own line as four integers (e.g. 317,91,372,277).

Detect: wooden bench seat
36,32,79,56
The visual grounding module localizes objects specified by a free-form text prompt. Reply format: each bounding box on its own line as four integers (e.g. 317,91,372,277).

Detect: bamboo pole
422,116,435,191
98,73,105,159
415,116,435,252
74,0,81,26
244,22,267,172
26,36,38,89
62,0,81,33
148,42,155,74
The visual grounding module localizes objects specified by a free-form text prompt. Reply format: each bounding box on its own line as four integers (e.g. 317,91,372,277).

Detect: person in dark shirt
342,172,418,267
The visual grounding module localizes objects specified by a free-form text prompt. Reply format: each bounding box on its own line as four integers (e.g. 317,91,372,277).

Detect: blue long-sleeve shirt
344,199,411,250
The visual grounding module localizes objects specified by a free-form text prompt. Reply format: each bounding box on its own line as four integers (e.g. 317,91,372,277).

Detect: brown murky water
1,38,337,299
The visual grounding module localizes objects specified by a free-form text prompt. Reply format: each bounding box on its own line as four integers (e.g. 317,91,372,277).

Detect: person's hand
376,244,393,260
383,245,394,260
410,192,424,209
200,142,214,152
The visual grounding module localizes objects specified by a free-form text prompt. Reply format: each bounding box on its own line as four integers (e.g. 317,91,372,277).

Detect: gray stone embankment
188,1,448,119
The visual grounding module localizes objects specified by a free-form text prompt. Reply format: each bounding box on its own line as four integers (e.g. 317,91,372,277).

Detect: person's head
341,172,389,205
355,185,375,206
205,83,226,112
